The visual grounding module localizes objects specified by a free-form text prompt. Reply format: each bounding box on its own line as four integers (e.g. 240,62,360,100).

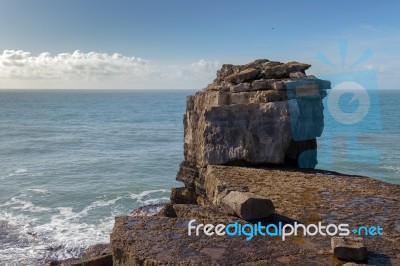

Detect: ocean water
0,90,189,265
318,89,400,184
0,89,399,265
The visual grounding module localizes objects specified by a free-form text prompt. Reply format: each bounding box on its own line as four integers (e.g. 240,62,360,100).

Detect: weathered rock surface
111,167,400,265
342,263,368,266
111,215,315,266
48,244,112,266
331,237,368,262
70,254,113,266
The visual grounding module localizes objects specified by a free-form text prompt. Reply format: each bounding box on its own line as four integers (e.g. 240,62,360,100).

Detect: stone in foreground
221,191,275,220
331,237,368,262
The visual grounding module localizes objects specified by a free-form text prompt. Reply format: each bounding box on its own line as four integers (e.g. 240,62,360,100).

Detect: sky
0,0,399,89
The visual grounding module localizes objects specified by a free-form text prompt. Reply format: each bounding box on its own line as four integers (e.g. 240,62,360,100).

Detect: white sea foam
8,197,52,213
0,190,169,265
79,196,122,217
381,165,400,173
8,168,28,177
128,188,169,202
0,204,114,265
27,188,51,195
0,195,51,213
127,189,170,208
141,197,170,205
0,212,45,265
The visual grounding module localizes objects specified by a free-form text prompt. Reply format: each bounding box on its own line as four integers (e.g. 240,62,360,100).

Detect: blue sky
0,0,399,89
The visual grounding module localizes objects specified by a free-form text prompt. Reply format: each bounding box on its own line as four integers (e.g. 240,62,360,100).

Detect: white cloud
0,50,220,89
0,49,155,81
189,59,220,77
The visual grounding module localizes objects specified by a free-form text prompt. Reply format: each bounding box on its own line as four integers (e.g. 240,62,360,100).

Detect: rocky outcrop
108,59,399,265
179,59,330,199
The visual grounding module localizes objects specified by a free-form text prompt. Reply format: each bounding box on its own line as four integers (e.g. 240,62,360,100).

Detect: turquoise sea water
0,89,399,265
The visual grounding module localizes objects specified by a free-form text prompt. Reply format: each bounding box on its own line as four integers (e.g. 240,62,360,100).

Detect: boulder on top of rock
331,237,368,262
224,68,260,84
221,191,275,220
214,60,311,85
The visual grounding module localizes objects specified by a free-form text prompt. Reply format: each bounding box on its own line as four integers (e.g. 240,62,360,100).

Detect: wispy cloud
167,59,220,81
0,50,220,89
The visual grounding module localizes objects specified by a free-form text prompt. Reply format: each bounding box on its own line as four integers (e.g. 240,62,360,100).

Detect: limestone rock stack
109,59,400,265
177,59,330,199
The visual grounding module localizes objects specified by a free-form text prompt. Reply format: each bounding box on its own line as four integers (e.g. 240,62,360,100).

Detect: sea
0,89,399,265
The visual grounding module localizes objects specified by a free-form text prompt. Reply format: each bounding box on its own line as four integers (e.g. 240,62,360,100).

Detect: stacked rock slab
177,59,331,199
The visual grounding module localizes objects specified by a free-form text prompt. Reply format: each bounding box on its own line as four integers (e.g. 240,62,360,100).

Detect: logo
327,81,370,125
316,40,382,170
187,219,384,241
